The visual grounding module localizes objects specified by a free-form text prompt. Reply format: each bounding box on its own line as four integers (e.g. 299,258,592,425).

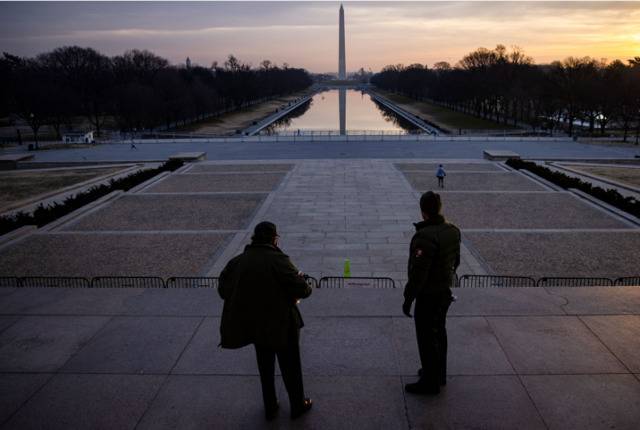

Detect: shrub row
0,159,184,236
506,158,640,218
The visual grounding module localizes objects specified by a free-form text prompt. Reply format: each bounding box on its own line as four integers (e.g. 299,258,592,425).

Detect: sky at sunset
1,1,639,73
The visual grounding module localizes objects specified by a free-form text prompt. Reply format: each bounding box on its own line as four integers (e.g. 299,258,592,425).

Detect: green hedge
506,158,640,218
0,159,184,236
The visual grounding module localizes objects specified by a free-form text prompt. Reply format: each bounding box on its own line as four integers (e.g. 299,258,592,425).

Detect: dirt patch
0,167,128,212
569,165,640,188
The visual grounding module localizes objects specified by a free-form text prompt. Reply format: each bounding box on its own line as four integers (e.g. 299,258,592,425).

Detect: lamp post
30,113,39,150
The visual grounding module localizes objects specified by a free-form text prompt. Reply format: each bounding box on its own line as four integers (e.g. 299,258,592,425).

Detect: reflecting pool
262,89,417,135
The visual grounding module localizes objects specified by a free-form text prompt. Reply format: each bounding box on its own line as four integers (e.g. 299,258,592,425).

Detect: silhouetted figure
403,192,460,395
436,164,446,188
219,221,313,421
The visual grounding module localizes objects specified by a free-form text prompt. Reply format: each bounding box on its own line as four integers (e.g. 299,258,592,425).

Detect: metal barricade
457,275,536,288
0,277,20,287
537,277,614,287
166,277,219,288
318,277,395,289
20,277,90,288
614,277,640,287
91,276,166,288
305,276,319,289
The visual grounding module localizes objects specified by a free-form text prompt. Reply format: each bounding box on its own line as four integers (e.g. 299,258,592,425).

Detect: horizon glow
1,1,639,72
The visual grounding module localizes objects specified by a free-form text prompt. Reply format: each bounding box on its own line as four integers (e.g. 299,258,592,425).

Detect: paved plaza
1,138,639,429
0,287,639,429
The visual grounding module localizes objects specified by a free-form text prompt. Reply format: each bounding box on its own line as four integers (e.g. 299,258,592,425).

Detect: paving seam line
46,229,245,235
541,287,570,315
128,170,172,193
516,169,560,191
567,188,640,228
0,225,37,248
134,318,204,429
43,191,126,232
205,163,297,276
483,316,551,430
0,313,118,428
575,315,635,375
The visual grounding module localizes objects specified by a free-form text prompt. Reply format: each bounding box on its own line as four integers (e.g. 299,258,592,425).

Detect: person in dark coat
218,221,313,420
402,191,461,395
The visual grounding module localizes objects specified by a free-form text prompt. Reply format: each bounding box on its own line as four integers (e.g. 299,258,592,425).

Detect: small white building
62,131,94,144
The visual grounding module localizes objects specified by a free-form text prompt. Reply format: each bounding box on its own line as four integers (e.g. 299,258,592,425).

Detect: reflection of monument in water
338,4,346,79
339,88,346,135
338,5,347,134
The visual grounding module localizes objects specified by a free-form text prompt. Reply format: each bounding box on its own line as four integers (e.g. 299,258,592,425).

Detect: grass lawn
0,167,128,212
177,91,311,135
374,89,519,132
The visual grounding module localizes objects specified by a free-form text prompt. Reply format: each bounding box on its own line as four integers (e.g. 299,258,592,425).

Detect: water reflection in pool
262,89,417,135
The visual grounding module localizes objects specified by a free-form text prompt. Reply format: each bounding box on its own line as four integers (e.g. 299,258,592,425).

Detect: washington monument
338,4,346,79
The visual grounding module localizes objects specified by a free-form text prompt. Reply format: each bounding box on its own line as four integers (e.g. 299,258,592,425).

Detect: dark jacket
218,243,312,349
404,215,461,302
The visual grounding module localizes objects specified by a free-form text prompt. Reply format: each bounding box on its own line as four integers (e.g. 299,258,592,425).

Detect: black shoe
265,402,279,421
405,381,440,396
291,398,313,419
417,369,447,386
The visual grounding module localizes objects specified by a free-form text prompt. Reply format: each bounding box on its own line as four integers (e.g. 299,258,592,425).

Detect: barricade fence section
318,277,396,289
166,277,219,288
1,274,638,288
19,277,91,288
305,276,319,289
91,277,166,288
614,277,640,287
457,275,536,288
537,277,615,287
0,277,20,288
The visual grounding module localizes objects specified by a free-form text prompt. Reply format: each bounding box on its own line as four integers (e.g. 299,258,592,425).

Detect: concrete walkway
0,286,638,429
3,138,639,164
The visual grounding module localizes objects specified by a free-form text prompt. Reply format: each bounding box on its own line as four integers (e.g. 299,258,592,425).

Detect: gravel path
403,171,545,191
464,231,640,278
0,233,231,277
395,163,503,172
63,194,266,231
187,163,293,173
443,192,630,229
145,172,286,193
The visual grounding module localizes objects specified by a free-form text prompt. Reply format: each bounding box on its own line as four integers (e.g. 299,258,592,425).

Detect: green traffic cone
344,258,351,278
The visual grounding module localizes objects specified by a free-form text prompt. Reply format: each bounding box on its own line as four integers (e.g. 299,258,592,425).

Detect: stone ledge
483,150,520,161
168,152,207,162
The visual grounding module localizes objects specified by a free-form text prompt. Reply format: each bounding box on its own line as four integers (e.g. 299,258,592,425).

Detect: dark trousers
414,294,452,387
254,329,304,411
437,177,444,188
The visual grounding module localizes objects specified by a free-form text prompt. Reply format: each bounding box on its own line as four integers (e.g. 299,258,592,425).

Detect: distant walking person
403,192,460,395
219,221,313,421
436,164,446,188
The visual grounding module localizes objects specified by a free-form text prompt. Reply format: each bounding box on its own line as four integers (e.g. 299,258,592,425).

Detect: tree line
0,47,312,139
371,45,640,141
